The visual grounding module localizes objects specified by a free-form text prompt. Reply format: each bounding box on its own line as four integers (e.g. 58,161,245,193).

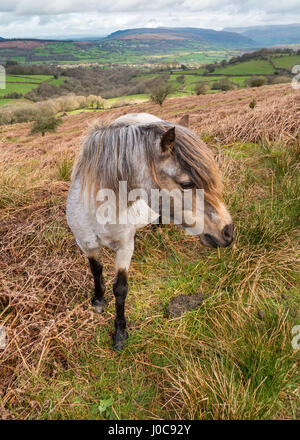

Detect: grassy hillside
213,59,275,74
0,83,299,420
271,54,300,69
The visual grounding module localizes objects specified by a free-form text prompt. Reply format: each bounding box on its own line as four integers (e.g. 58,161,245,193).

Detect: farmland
0,69,262,111
0,27,255,66
139,71,254,95
0,43,241,67
0,49,298,111
0,74,58,98
213,59,276,74
0,83,299,419
271,54,300,69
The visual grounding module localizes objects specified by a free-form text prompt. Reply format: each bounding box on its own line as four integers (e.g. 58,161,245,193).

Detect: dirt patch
166,293,205,318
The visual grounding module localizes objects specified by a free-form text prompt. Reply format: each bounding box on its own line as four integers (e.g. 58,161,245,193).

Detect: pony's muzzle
204,223,234,248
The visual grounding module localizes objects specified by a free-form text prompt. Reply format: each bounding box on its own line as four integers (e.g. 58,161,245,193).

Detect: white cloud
0,1,299,38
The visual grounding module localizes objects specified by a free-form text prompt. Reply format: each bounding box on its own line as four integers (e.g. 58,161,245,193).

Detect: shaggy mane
71,118,223,205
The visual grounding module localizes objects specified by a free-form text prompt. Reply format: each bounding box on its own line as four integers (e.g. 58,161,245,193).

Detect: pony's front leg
113,244,134,351
88,252,106,314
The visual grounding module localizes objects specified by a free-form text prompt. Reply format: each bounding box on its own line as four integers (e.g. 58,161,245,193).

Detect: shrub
30,115,62,137
212,78,236,91
76,95,88,109
87,94,98,108
0,111,13,125
3,92,23,99
249,98,257,109
86,95,105,109
247,77,267,87
150,83,173,106
38,99,60,115
13,105,41,123
176,75,185,84
96,98,105,109
194,81,210,95
59,95,80,112
0,93,105,126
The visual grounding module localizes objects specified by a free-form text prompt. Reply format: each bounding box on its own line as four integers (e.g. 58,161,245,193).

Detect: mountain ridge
223,23,300,46
106,27,256,48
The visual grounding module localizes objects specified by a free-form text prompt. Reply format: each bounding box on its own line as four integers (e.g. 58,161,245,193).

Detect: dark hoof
92,298,106,314
113,330,128,351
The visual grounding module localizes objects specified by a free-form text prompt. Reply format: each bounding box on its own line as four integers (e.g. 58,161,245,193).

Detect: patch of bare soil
166,293,205,318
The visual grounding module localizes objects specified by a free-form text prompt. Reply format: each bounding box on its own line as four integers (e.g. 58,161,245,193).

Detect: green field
182,74,252,90
213,59,275,75
134,70,253,96
6,74,52,83
0,82,41,96
149,50,239,66
271,54,300,69
0,74,54,102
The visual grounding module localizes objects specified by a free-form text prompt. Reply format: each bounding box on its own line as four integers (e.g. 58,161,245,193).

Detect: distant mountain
106,27,256,48
0,37,5,41
223,24,300,46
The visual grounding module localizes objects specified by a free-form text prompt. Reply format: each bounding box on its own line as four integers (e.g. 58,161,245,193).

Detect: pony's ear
161,127,176,152
178,114,189,128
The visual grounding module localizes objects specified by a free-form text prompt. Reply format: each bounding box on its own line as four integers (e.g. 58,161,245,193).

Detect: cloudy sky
0,0,299,39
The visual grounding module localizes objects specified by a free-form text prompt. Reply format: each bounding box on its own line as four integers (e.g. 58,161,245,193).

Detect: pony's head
151,115,234,248
73,113,233,248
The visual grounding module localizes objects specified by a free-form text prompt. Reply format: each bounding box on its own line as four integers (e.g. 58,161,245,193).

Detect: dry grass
0,83,299,420
207,93,300,145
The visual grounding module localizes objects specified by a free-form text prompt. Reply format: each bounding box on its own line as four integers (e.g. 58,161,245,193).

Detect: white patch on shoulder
115,113,162,125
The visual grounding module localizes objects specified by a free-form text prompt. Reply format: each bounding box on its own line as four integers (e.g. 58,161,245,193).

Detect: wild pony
66,113,234,350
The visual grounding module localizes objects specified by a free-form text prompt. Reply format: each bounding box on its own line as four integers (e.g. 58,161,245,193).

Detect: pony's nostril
222,224,234,244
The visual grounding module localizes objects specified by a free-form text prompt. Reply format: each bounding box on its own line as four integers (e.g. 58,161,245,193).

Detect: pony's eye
179,181,194,190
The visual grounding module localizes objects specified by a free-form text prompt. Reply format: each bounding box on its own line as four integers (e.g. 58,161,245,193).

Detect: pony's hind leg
88,250,106,314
